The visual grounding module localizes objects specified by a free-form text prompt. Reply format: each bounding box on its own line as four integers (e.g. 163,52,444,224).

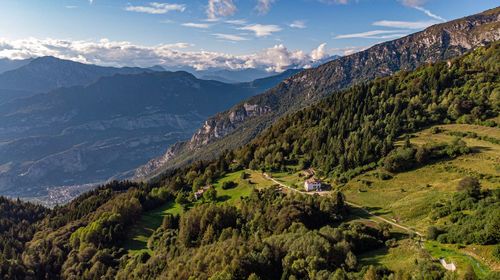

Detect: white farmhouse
304,178,322,192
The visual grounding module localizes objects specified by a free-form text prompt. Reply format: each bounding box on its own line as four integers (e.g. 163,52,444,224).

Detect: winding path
262,173,423,237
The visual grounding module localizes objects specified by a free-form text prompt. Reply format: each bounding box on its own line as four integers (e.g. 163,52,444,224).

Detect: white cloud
65,5,78,9
239,24,282,37
207,0,237,19
256,0,276,15
310,43,328,60
225,19,247,25
125,2,186,14
318,0,350,4
289,20,306,29
182,22,211,28
213,33,248,41
413,6,445,22
334,30,409,39
400,0,445,22
401,0,427,6
373,20,438,29
0,37,334,72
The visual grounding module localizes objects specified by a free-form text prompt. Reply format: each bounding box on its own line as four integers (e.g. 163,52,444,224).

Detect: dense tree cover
234,43,498,179
0,44,498,279
428,178,500,245
116,188,390,280
0,197,48,279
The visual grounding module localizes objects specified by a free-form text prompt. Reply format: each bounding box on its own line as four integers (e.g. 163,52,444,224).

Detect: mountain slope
0,56,156,94
136,7,500,179
0,58,32,74
0,70,295,202
13,42,499,280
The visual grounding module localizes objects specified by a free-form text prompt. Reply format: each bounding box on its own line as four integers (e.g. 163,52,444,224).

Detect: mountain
198,68,275,83
0,56,158,95
0,58,33,74
7,42,499,280
136,7,500,180
0,69,296,202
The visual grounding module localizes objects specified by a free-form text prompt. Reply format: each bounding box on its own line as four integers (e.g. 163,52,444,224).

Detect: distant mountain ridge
136,7,500,180
0,68,298,202
0,56,157,95
0,58,33,74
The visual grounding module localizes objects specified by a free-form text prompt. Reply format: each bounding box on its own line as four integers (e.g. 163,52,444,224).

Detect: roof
305,178,321,184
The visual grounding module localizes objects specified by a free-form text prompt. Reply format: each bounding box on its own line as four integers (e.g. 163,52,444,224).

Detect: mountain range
136,7,500,181
0,64,299,202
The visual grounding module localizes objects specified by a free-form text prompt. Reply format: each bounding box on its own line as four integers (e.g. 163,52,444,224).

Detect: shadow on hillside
217,195,231,203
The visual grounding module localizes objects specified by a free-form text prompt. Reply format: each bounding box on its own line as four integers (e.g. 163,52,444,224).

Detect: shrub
457,177,481,197
221,181,238,190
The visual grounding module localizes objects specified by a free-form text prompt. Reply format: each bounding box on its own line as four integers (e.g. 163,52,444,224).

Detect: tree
345,251,357,270
457,177,481,197
204,187,218,202
378,222,392,239
363,266,379,280
427,226,439,240
175,192,188,205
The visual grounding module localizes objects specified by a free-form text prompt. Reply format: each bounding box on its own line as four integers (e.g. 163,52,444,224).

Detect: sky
0,0,498,72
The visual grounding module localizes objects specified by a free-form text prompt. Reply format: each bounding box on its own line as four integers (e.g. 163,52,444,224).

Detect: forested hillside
138,7,500,179
0,40,497,280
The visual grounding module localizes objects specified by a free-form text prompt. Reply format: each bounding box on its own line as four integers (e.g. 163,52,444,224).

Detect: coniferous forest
1,42,499,280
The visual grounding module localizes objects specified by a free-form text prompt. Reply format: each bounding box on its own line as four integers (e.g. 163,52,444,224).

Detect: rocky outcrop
138,7,500,180
189,103,272,148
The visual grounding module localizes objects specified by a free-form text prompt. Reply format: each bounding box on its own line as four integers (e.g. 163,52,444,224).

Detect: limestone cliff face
189,103,272,148
137,7,500,179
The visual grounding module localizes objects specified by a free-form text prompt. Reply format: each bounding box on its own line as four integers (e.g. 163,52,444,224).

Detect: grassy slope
124,201,182,254
124,123,499,274
342,123,500,276
124,170,274,254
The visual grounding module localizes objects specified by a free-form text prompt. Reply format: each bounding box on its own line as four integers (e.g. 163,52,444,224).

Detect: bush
427,226,439,240
457,177,481,197
383,147,416,172
221,181,238,190
378,173,393,180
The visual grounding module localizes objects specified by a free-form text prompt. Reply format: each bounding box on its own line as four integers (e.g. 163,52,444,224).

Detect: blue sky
0,0,497,71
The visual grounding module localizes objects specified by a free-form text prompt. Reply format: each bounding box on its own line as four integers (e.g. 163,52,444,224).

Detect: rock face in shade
136,7,500,180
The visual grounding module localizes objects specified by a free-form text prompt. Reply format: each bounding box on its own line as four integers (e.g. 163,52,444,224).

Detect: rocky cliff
137,7,500,180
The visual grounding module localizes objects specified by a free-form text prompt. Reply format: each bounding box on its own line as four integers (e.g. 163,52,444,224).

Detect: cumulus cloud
372,20,438,29
207,0,237,19
289,20,306,29
334,30,409,39
239,24,282,37
0,38,339,72
125,2,186,14
182,22,211,28
310,43,328,61
256,0,276,15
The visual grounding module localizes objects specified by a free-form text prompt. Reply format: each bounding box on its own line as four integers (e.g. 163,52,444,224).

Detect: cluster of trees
0,197,48,279
116,188,397,280
428,177,500,245
233,43,498,177
383,137,470,173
